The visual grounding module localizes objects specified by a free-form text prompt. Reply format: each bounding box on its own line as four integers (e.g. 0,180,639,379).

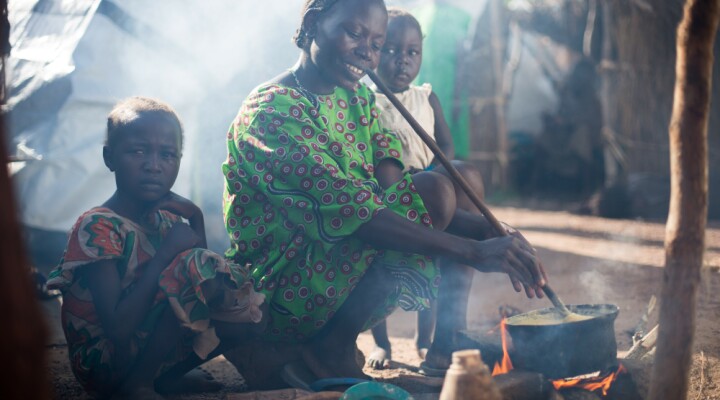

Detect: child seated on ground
47,97,266,399
366,7,486,371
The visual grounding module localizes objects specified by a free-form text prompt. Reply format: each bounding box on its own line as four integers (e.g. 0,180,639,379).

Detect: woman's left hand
503,223,548,299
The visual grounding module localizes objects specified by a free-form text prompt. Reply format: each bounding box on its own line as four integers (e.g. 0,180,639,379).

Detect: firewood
631,295,656,345
556,388,602,400
494,370,553,400
624,325,658,360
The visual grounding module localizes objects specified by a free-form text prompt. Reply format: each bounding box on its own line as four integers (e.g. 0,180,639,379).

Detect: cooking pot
506,304,619,379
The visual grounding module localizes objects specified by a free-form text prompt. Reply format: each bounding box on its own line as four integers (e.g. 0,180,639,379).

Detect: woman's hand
467,234,546,299
502,224,548,298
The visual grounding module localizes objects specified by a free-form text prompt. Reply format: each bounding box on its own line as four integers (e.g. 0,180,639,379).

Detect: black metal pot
506,304,619,379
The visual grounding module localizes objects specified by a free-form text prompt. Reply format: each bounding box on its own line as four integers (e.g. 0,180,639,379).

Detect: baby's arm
85,223,201,346
151,191,207,249
429,91,455,163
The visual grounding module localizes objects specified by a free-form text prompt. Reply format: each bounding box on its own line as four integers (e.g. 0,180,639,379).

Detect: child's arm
151,191,207,249
429,91,456,163
84,223,201,345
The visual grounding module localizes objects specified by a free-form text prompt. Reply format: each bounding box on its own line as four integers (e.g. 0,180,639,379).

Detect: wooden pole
649,0,719,398
0,1,51,397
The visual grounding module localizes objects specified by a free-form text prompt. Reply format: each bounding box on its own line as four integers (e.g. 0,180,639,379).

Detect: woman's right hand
467,235,546,298
157,223,201,261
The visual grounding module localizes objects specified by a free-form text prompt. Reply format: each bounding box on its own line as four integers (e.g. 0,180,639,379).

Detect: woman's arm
354,209,544,290
85,223,201,345
429,91,455,163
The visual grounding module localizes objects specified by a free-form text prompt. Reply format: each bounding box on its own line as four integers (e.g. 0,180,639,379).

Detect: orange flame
492,318,514,376
551,364,626,396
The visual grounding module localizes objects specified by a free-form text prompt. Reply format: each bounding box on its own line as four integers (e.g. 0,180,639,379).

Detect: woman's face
377,18,423,93
308,0,388,91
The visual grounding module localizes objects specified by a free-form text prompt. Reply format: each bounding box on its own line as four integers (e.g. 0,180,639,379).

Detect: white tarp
7,0,303,252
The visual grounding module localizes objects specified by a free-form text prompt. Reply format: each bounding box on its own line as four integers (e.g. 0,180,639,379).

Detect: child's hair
106,96,184,149
386,7,423,37
293,0,344,49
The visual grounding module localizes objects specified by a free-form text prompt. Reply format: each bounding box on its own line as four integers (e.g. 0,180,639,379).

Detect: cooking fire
491,317,629,398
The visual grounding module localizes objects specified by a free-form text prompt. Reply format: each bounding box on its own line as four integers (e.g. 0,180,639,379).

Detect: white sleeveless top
374,83,436,172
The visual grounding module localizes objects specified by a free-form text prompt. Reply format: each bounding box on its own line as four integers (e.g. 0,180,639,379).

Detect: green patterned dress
47,208,259,396
223,82,440,342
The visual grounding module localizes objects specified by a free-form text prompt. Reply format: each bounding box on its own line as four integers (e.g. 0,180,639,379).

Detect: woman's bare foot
302,339,371,380
154,367,222,394
366,344,392,369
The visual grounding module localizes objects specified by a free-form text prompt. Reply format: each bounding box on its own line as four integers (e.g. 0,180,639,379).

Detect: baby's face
108,113,182,204
377,18,422,93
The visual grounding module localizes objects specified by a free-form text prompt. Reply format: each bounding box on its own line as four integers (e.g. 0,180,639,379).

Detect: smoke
9,0,305,253
104,1,305,252
9,0,491,257
92,0,488,253
578,267,615,305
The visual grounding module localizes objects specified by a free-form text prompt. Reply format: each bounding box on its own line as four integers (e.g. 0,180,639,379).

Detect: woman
222,0,546,381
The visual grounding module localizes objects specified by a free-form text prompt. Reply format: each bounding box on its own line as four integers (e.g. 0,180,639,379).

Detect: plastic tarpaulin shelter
6,0,301,255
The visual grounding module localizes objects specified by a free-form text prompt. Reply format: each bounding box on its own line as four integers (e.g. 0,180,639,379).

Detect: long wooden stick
366,70,570,315
367,70,504,234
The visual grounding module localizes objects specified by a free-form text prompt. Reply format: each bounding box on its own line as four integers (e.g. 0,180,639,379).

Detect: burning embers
492,318,626,397
551,365,627,396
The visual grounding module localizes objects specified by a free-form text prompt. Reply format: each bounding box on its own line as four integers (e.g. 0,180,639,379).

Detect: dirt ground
44,206,720,399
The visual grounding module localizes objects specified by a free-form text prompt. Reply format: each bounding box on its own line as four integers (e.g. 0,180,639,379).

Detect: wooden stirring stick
366,70,584,320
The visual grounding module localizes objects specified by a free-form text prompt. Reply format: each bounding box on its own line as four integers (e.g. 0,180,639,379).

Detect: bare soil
45,206,720,399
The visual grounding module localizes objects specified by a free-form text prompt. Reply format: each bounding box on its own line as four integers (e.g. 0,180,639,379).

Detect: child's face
105,113,182,205
377,18,422,93
309,0,388,91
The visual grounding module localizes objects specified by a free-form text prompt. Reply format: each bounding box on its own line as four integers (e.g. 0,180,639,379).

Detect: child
367,7,487,371
47,97,266,399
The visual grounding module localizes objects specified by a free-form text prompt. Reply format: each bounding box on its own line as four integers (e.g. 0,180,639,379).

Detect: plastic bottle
439,349,503,400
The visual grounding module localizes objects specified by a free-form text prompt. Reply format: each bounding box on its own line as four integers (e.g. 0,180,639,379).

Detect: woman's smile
307,0,387,92
345,62,364,77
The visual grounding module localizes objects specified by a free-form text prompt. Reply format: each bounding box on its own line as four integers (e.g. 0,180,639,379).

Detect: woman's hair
292,0,344,49
106,96,184,149
387,7,423,37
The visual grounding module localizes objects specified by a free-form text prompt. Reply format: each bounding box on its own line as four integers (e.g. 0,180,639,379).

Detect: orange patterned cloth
48,207,263,395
